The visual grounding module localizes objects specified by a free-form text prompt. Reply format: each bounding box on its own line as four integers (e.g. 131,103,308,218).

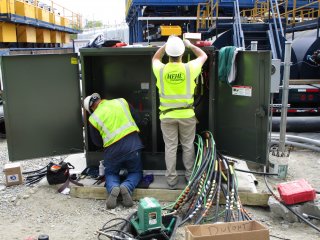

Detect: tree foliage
85,20,103,29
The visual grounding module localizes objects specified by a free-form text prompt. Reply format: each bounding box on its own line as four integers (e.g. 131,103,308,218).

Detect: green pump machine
130,197,177,238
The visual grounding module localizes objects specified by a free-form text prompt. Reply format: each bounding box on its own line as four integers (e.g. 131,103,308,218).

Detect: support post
279,41,292,155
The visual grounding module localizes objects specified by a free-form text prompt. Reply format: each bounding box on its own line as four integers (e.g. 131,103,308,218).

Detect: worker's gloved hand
183,39,192,48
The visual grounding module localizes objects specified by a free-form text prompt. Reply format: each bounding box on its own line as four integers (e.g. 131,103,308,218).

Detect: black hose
235,168,278,176
179,144,215,225
213,161,222,222
22,164,49,174
303,213,320,221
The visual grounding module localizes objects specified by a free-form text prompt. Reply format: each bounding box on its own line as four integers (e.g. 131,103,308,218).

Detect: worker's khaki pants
160,116,196,186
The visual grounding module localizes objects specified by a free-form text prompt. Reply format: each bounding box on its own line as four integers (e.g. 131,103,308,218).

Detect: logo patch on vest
165,71,185,84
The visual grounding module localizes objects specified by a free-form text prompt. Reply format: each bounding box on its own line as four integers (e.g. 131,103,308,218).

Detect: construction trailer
0,48,271,169
0,0,82,47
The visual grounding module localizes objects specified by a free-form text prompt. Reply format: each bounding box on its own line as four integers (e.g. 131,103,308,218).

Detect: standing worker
83,93,143,209
152,35,207,189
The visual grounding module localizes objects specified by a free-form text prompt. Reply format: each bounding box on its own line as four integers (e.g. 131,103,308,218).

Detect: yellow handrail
241,0,319,25
196,0,218,32
1,0,82,30
280,0,319,26
126,0,132,17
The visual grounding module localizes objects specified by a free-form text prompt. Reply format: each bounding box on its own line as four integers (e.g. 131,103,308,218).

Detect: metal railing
196,0,219,31
241,0,319,26
233,0,245,48
0,0,82,30
281,0,320,26
269,0,284,58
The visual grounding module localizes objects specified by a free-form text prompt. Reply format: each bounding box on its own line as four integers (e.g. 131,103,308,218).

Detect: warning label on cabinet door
232,85,252,97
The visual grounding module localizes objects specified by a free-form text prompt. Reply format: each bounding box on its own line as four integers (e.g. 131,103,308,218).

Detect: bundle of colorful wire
163,131,252,226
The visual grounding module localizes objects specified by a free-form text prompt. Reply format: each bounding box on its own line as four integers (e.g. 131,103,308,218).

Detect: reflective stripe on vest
159,64,193,108
90,99,138,146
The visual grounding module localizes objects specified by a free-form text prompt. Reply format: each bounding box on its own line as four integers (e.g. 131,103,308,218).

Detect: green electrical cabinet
0,54,83,161
0,48,271,166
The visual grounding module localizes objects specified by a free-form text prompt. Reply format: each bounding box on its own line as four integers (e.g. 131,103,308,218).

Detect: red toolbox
277,179,316,205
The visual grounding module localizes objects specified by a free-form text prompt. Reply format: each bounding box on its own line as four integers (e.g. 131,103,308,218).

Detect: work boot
106,186,120,209
168,183,178,190
168,179,179,190
120,185,133,207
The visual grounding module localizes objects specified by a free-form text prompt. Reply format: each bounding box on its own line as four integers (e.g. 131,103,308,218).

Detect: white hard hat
165,36,185,57
83,93,101,114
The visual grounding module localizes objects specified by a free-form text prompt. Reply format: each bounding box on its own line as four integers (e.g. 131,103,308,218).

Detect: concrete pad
234,160,258,193
148,175,187,190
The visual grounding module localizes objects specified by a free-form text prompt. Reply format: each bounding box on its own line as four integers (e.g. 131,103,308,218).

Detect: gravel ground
0,137,320,240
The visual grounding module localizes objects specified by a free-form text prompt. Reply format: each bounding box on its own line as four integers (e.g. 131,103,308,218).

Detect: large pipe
287,29,320,79
272,116,320,132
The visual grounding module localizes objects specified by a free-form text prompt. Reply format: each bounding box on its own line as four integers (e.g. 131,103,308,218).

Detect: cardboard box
185,220,269,240
4,162,23,187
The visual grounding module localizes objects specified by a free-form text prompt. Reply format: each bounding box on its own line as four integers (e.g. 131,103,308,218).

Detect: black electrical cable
194,153,219,224
213,162,222,222
195,148,217,224
22,165,48,174
136,230,170,240
26,177,45,185
269,234,291,240
222,159,231,222
303,213,320,221
230,169,236,222
235,168,278,176
182,155,212,217
172,132,254,226
97,229,135,240
218,152,254,222
217,152,278,176
264,175,320,233
178,157,213,226
98,218,135,240
195,181,219,225
25,172,47,185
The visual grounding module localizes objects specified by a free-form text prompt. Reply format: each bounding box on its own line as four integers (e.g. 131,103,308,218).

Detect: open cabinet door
0,54,84,161
212,51,271,165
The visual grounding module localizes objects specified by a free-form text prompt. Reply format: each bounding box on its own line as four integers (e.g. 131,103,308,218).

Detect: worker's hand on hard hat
183,39,192,48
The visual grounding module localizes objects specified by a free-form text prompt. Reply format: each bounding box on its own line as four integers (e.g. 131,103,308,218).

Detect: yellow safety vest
157,63,195,119
89,98,139,148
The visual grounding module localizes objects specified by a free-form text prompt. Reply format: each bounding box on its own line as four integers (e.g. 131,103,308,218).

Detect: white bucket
269,154,288,179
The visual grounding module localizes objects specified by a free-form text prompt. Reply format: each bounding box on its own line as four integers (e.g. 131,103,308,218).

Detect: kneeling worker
84,93,143,209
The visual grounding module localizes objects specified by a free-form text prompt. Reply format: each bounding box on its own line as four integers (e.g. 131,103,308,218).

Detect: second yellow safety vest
157,63,195,117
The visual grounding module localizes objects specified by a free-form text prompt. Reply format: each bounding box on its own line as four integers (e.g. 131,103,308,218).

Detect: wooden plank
70,186,270,206
70,186,181,201
218,192,270,207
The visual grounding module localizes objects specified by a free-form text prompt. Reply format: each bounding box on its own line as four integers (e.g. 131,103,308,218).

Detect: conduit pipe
271,134,320,147
270,140,320,152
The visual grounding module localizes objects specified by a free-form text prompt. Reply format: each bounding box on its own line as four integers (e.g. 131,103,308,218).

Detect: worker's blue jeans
104,150,142,194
